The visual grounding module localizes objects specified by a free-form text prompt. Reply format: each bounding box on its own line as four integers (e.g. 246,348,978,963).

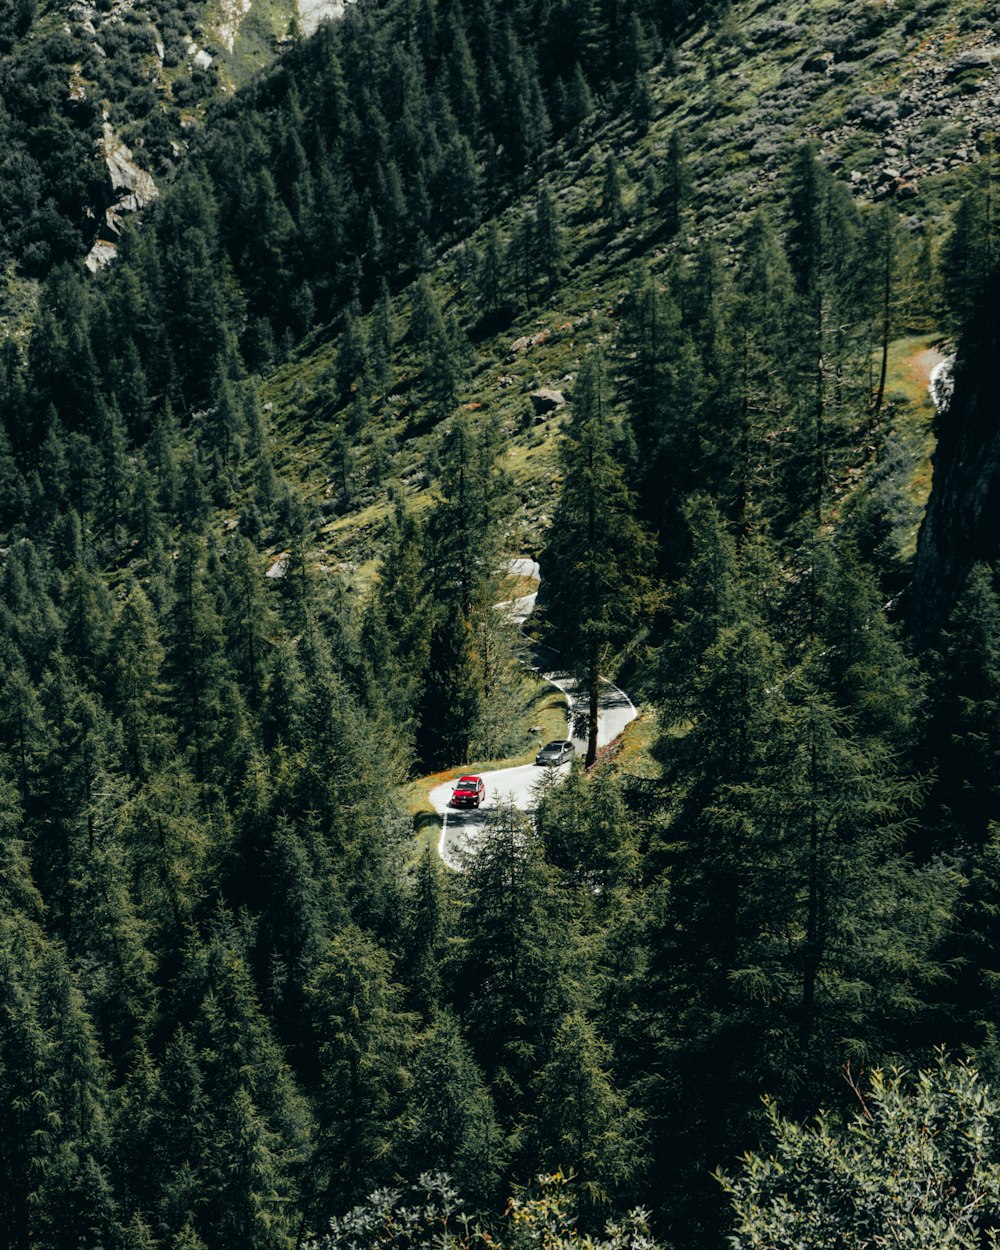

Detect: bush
309,1173,664,1250
847,93,900,131
719,1055,1000,1250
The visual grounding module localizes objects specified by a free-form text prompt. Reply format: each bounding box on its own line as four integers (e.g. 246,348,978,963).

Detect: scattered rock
507,329,552,357
102,123,158,214
186,43,213,70
265,554,290,580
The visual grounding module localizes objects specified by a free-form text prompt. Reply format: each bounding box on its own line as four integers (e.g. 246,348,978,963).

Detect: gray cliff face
912,275,1000,640
85,123,159,272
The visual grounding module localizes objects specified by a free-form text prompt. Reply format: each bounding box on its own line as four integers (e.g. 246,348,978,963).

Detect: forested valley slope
2,0,1000,1246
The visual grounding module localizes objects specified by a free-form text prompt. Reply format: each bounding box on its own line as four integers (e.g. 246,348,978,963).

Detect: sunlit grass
405,673,570,820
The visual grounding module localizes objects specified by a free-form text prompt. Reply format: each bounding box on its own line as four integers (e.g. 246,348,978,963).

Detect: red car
451,775,485,809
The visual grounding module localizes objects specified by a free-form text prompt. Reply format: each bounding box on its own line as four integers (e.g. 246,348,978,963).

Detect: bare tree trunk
586,655,600,768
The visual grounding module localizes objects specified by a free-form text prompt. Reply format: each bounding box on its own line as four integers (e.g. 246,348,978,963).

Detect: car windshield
456,778,479,788
542,742,565,751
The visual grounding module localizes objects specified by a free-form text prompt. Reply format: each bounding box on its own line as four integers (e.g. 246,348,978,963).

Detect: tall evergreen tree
541,354,657,765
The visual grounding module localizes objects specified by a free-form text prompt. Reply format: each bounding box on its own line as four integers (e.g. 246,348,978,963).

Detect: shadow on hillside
413,811,442,838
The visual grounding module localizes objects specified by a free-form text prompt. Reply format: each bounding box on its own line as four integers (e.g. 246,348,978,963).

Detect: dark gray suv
535,739,574,766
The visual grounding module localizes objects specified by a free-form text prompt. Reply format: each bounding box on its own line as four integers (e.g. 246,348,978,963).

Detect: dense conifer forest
3,0,1000,1245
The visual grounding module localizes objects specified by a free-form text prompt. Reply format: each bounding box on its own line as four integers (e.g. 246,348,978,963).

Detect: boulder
298,0,354,37
530,388,566,415
84,239,118,273
947,48,998,77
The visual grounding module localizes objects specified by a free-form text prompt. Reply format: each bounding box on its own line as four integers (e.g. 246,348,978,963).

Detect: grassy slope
262,0,984,592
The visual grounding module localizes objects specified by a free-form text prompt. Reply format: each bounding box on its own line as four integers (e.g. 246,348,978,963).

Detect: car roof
456,775,481,784
543,740,571,748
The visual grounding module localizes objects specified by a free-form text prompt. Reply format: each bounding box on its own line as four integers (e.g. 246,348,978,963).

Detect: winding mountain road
429,560,637,869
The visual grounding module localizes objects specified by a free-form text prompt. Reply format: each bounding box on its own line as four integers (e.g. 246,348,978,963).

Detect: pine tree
109,583,171,779
30,946,118,1250
221,536,274,709
533,186,565,294
428,412,513,614
0,651,48,798
118,771,208,962
921,563,1000,857
866,203,900,418
420,608,481,768
336,303,369,401
940,183,992,334
476,221,506,322
661,129,691,236
400,844,448,1014
368,282,394,388
783,144,864,530
305,925,415,1219
524,1012,641,1214
373,508,435,733
182,921,312,1247
564,62,594,130
642,499,949,1246
541,354,657,765
393,1011,505,1207
455,801,574,1128
166,533,231,783
424,310,471,419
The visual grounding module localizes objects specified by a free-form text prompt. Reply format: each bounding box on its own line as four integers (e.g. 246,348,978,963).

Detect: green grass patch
607,707,661,780
885,333,946,546
885,333,946,412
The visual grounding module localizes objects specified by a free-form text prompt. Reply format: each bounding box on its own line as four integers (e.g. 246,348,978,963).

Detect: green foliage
311,1172,663,1250
719,1055,1000,1249
1,1,999,1246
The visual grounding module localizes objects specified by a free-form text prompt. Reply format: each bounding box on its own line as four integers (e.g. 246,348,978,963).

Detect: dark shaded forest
1,0,1000,1246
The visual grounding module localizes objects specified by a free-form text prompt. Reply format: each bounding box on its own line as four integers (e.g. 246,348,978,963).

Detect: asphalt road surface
430,559,637,869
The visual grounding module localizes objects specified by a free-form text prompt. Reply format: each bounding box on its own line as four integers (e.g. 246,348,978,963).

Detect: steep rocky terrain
0,0,348,286
913,274,1000,636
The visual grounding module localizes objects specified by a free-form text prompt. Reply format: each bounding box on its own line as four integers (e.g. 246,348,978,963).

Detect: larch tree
541,354,657,766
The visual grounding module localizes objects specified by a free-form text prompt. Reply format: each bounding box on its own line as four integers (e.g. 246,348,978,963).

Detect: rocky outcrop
823,32,1000,203
216,0,252,51
85,123,158,272
912,275,1000,640
298,0,353,37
